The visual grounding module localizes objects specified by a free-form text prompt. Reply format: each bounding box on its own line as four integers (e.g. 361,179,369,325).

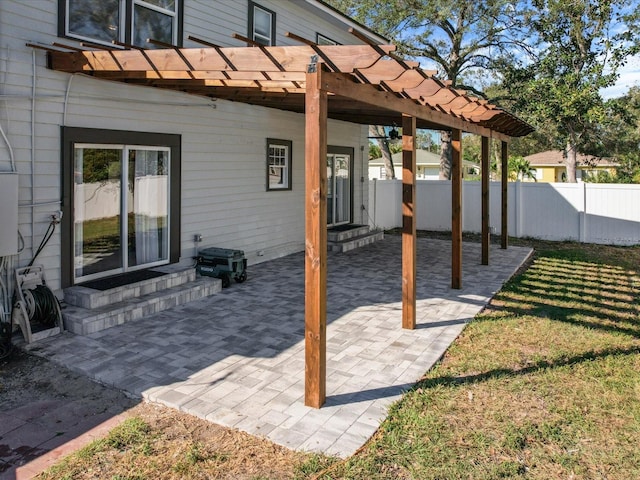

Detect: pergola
40,31,533,408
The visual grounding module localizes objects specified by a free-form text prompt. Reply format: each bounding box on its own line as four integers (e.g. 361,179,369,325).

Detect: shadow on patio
29,235,532,457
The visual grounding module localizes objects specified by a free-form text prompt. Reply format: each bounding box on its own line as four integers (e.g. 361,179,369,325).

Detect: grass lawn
39,239,640,479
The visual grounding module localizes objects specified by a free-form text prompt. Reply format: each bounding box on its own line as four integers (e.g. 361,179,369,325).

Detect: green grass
317,241,640,479
39,239,640,479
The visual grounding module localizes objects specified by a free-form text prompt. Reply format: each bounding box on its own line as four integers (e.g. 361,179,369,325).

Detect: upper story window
248,1,276,46
61,0,182,48
316,34,339,46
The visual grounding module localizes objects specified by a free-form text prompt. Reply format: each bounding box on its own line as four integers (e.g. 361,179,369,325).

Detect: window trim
248,1,276,46
61,126,181,288
266,138,292,191
316,33,339,45
59,0,184,48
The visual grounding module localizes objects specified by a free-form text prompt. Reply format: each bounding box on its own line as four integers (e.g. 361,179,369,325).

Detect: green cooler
196,247,247,288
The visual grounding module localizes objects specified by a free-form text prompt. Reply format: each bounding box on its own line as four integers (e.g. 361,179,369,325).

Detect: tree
327,0,526,179
369,125,396,179
501,0,640,182
508,156,537,181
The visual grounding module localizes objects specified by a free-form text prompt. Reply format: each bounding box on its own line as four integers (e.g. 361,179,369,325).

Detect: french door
326,152,351,226
73,144,170,282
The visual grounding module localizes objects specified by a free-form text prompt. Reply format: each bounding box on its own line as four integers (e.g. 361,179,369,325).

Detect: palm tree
508,156,537,181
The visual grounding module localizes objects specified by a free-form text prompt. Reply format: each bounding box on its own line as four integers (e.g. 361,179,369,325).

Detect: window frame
59,0,183,48
266,138,292,191
248,1,276,46
61,126,182,288
316,33,339,45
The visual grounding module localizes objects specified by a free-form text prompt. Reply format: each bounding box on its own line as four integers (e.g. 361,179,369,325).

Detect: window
61,0,183,48
266,139,292,191
316,34,339,46
249,1,276,46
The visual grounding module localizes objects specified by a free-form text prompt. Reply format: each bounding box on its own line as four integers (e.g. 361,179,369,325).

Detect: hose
22,284,61,327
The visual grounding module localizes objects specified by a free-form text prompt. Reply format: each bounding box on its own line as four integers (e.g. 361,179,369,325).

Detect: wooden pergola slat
47,43,533,139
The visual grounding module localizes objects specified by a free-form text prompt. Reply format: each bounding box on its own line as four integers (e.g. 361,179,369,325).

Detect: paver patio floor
30,236,532,457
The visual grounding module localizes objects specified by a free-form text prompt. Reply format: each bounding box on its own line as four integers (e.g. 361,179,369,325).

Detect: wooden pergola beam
451,128,463,289
501,141,509,249
481,136,490,265
320,72,511,142
304,63,328,409
402,114,417,330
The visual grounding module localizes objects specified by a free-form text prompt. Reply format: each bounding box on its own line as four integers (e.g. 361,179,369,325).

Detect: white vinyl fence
368,180,640,246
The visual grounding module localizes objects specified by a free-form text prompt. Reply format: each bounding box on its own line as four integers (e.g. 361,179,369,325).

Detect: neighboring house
524,150,618,183
369,150,479,180
0,0,387,294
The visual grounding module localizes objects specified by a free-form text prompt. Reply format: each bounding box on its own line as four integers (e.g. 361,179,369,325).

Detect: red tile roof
525,150,617,167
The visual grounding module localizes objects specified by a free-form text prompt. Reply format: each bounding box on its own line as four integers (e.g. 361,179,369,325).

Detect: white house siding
0,0,371,293
185,0,382,48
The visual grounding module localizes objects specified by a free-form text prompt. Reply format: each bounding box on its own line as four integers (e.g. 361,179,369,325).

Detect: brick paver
30,237,532,458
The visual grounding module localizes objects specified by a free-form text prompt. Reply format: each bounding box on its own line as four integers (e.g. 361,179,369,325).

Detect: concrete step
328,229,384,253
327,224,371,243
64,265,195,310
62,276,221,336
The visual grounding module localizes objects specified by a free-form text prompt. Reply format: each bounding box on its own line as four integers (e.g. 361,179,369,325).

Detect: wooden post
402,114,417,330
451,128,462,289
501,140,508,249
304,63,327,408
481,136,490,265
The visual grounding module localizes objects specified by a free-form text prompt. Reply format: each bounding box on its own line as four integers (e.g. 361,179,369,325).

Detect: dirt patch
0,349,312,479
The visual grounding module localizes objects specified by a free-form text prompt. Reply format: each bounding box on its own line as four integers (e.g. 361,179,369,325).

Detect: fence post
580,182,587,243
514,180,521,238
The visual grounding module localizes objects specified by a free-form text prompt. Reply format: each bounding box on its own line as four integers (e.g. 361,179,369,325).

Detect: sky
601,53,640,99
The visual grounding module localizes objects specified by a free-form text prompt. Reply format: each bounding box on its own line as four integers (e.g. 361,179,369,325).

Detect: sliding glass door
327,152,351,226
73,144,170,282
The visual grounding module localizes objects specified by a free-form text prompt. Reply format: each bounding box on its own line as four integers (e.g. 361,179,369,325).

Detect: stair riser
328,232,384,253
65,269,196,309
63,279,220,335
327,226,370,242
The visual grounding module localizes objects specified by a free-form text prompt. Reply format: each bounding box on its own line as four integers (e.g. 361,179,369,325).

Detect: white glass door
327,153,351,226
73,144,170,282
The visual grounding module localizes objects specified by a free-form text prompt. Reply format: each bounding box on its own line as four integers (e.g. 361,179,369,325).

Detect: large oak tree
501,0,639,182
328,0,526,179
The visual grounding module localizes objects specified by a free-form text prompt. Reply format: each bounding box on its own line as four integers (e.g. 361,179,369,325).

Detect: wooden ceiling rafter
41,40,533,138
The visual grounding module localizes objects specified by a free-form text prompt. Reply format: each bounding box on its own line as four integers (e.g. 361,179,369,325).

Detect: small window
316,34,339,46
61,0,182,48
266,139,292,191
249,1,275,46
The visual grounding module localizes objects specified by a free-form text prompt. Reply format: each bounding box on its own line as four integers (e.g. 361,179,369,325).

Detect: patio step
327,224,371,243
62,266,221,335
328,227,384,253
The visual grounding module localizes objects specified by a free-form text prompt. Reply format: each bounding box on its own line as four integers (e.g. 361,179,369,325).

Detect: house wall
0,0,370,293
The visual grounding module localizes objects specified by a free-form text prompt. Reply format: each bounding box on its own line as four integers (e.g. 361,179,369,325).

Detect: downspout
63,73,75,126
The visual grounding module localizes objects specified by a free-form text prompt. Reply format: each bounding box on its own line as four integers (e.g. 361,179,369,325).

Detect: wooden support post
451,128,462,289
402,114,417,330
481,136,490,265
304,63,328,408
501,140,509,249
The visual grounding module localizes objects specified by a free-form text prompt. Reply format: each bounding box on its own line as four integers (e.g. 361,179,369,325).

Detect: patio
29,236,532,457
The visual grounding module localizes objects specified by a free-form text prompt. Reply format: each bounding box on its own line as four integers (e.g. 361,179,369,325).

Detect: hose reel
12,265,63,344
